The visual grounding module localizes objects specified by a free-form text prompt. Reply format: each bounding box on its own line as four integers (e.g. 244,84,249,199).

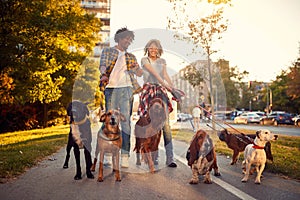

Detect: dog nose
274,135,278,140
110,116,117,125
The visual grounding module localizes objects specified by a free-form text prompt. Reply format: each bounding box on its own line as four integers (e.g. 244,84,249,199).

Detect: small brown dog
218,129,274,165
186,130,220,184
134,98,166,173
97,109,125,182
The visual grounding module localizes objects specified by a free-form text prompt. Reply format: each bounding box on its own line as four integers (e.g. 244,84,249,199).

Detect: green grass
172,128,300,181
0,125,299,183
0,125,69,183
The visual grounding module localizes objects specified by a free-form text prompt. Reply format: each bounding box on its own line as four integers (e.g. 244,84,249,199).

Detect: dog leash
199,106,243,134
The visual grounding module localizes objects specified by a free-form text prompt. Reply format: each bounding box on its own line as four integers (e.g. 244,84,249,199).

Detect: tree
216,59,248,109
0,0,101,130
168,0,230,129
286,60,300,101
270,60,300,114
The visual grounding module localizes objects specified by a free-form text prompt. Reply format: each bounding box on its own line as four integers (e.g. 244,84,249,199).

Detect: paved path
0,121,299,200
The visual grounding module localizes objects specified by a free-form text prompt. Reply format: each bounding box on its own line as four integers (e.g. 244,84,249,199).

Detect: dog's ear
256,130,261,138
120,113,126,122
67,102,73,116
100,113,107,122
188,133,201,166
84,105,89,116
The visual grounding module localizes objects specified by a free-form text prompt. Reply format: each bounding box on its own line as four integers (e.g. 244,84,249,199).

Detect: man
99,27,143,168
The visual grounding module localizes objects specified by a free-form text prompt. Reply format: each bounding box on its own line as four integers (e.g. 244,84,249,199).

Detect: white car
234,112,261,124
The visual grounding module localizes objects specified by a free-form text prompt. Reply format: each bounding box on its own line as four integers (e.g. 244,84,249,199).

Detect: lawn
0,125,69,183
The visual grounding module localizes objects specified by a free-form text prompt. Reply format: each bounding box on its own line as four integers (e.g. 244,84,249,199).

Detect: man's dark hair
114,27,135,43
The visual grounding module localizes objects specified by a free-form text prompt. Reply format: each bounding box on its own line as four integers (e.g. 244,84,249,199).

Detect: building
171,60,209,113
80,0,111,57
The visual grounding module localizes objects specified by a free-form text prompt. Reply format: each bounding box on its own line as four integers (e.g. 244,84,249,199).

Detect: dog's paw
87,172,94,179
97,177,104,182
189,179,199,184
74,174,82,180
90,164,96,172
255,181,261,184
241,178,247,182
214,172,221,176
115,178,121,182
203,179,213,184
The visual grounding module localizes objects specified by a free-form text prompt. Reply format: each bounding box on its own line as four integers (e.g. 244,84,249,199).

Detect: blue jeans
162,107,175,165
104,87,133,155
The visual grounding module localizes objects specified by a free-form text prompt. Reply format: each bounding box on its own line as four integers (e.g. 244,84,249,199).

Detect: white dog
242,129,278,184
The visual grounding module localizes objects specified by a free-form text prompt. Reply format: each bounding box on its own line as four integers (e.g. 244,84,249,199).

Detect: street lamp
266,84,273,114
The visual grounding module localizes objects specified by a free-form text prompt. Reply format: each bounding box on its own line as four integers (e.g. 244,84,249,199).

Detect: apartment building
171,60,209,113
80,0,111,57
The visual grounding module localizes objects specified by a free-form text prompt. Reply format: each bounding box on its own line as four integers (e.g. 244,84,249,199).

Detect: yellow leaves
29,72,66,104
208,0,231,5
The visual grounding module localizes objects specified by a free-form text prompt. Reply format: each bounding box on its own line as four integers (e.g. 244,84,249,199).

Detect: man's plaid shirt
99,47,141,93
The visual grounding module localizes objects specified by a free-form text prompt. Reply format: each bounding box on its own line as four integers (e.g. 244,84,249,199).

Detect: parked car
260,112,294,126
292,114,300,126
252,111,266,117
177,113,191,122
230,111,244,120
233,112,261,124
214,113,226,121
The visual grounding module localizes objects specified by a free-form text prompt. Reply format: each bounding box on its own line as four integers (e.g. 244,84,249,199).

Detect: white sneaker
121,154,129,168
104,155,112,166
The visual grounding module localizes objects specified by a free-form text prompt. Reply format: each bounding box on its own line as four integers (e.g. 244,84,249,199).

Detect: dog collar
72,116,88,126
99,130,120,141
252,143,264,149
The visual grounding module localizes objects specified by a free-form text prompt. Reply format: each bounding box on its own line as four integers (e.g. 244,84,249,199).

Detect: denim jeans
103,87,133,155
162,108,175,165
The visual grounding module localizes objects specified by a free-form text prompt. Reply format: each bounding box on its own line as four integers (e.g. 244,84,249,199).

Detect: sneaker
104,155,112,166
121,154,129,168
168,162,177,168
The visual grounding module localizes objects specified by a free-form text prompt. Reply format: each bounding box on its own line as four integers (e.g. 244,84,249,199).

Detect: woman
139,39,177,168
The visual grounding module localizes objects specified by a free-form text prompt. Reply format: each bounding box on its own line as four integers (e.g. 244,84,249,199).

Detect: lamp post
249,100,252,111
266,84,273,114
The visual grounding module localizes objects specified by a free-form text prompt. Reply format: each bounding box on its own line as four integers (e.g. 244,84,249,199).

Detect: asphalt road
181,119,300,137
0,122,299,200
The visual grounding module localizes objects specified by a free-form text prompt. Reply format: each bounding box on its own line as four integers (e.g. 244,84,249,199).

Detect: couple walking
98,27,177,168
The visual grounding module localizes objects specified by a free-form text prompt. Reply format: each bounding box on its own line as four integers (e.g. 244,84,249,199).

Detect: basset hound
186,130,220,184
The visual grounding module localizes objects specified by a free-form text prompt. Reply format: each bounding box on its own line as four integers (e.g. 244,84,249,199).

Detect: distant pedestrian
192,106,201,132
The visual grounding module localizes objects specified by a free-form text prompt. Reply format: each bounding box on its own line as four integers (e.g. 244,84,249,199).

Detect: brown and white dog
218,129,274,165
241,129,278,184
96,109,125,182
134,98,166,173
186,130,220,184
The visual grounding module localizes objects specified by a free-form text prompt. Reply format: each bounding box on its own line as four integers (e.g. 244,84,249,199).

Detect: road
0,122,299,200
177,120,300,137
223,123,300,137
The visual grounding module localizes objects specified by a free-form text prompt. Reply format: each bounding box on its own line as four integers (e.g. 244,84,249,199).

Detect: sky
110,0,300,82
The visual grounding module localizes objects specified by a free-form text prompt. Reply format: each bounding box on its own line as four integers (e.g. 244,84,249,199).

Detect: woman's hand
100,74,108,84
163,83,173,92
